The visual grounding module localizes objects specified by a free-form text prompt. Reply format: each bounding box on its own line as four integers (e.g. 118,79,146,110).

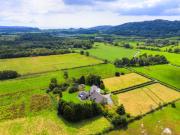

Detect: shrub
0,70,20,80
49,78,58,91
115,72,120,76
78,76,86,84
86,74,101,86
171,102,176,108
100,81,105,89
116,104,126,115
80,50,84,55
68,84,79,93
112,116,127,127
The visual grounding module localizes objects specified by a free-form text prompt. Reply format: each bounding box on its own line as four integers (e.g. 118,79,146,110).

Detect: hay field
103,73,150,91
0,53,102,75
0,110,111,135
117,83,180,116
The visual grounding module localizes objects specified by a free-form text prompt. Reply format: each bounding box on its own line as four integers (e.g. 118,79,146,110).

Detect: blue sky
0,0,179,28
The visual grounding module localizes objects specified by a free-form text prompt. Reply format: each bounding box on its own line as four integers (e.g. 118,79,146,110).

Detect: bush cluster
0,70,20,80
114,53,168,67
58,100,102,122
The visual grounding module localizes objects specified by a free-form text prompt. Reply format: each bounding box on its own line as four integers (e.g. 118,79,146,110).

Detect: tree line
58,100,102,122
114,53,168,67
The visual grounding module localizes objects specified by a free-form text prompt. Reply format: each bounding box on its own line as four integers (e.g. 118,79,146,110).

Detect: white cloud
0,0,179,28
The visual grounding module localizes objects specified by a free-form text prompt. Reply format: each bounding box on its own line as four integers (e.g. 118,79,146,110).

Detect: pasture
117,83,180,116
133,64,180,89
0,64,130,95
87,42,137,61
0,53,102,75
108,101,180,135
103,73,150,91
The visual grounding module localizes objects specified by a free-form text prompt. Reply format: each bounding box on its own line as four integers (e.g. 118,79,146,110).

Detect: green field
139,50,180,66
87,42,137,61
0,64,130,95
108,101,180,135
133,64,180,89
0,53,102,75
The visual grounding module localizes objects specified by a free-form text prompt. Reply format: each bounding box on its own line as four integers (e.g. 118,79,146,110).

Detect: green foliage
49,78,58,91
0,70,20,80
68,84,79,93
63,71,69,80
86,74,101,86
0,33,93,59
78,76,86,84
114,53,169,67
58,100,102,122
111,115,127,127
116,104,126,115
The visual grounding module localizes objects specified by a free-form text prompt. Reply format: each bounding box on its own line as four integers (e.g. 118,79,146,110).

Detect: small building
78,91,89,100
79,85,112,104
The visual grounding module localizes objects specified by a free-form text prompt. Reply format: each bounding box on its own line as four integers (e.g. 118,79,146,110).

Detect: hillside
105,20,180,37
0,26,40,33
1,20,180,37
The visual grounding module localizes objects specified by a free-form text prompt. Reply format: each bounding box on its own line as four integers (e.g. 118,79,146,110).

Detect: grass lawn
108,101,180,135
0,110,112,135
117,83,180,116
0,53,102,75
133,64,180,89
0,64,130,95
139,49,180,66
87,42,137,61
103,73,150,91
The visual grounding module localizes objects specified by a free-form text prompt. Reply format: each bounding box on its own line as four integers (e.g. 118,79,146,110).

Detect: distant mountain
48,20,180,37
1,20,180,37
0,26,40,33
104,20,180,37
88,25,112,32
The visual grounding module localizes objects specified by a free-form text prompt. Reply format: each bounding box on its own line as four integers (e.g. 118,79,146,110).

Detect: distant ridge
104,19,180,37
0,26,40,33
0,20,180,37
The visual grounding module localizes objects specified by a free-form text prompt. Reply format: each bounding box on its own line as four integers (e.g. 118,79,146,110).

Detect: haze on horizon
0,0,180,29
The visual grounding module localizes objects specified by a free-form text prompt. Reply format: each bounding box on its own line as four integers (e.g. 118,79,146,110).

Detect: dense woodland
0,33,93,58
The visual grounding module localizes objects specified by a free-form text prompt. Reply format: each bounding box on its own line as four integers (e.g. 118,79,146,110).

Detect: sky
0,0,180,28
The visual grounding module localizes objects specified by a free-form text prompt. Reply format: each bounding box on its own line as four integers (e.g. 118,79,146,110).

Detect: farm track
112,81,156,94
146,87,165,102
143,88,162,105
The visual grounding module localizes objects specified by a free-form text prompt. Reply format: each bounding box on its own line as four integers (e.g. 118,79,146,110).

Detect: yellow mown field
103,73,150,91
0,110,111,135
117,83,180,116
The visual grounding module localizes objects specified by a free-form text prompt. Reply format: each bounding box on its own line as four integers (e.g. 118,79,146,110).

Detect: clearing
87,42,137,61
103,73,150,91
0,53,102,75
